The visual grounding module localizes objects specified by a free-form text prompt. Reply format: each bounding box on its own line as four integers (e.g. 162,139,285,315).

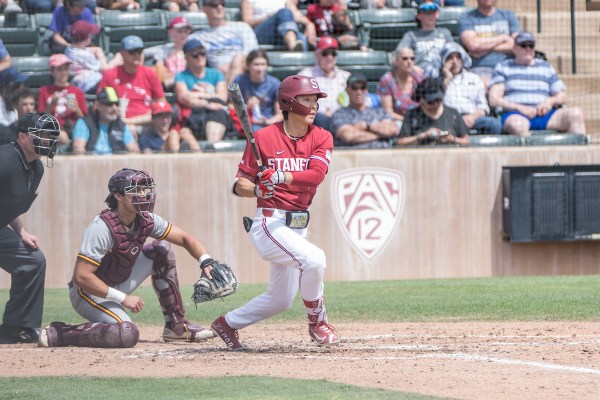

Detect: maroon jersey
237,122,333,210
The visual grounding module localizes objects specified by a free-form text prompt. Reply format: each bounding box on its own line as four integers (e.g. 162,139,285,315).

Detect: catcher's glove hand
192,259,238,303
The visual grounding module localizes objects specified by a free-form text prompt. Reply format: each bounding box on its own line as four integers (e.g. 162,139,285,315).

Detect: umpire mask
18,113,61,159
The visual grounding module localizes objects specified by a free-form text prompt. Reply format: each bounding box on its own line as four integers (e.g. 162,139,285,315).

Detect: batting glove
254,183,275,199
259,168,286,186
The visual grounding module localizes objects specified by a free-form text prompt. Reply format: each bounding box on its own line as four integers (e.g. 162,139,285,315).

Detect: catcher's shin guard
39,321,139,348
144,240,214,342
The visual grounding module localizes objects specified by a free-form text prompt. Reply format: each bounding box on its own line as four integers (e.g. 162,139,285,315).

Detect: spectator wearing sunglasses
488,32,586,137
98,36,167,137
298,36,350,132
440,42,501,135
458,0,521,87
397,77,469,146
396,1,453,79
174,39,231,142
331,73,400,148
377,47,424,123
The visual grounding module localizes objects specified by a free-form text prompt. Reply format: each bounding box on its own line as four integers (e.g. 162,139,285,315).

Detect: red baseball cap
316,36,338,51
152,101,173,116
71,20,100,42
48,54,72,68
168,16,191,30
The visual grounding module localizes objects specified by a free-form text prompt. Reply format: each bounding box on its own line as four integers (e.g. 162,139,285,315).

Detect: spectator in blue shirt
49,0,95,53
488,32,586,137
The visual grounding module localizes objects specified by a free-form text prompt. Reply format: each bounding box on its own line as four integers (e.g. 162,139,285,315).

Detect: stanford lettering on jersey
267,157,309,171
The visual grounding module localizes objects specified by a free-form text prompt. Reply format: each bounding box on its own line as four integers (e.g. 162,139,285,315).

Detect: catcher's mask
18,112,60,160
278,75,327,117
105,168,156,216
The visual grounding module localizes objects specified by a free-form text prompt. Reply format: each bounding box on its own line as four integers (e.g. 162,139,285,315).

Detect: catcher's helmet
18,113,60,159
105,168,156,214
278,75,327,117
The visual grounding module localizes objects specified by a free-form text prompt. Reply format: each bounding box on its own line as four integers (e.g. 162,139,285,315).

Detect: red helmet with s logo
278,75,327,117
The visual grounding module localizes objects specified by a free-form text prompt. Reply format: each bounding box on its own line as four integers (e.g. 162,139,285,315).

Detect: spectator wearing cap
397,77,469,146
48,0,95,53
377,47,424,122
98,35,166,136
458,0,521,87
396,0,453,78
189,0,258,84
307,0,364,50
67,20,122,94
96,0,140,11
174,38,230,142
71,87,140,154
38,54,87,146
440,42,501,135
488,32,586,137
331,73,400,148
298,36,350,131
139,101,199,153
240,0,315,51
145,16,193,91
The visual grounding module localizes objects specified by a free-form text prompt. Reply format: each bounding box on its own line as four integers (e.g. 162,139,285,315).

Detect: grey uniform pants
0,226,46,329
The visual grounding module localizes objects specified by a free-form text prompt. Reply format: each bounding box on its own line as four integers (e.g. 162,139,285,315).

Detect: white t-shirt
251,0,286,19
0,97,17,127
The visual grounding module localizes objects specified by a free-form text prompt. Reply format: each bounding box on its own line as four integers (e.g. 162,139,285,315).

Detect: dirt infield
1,321,599,399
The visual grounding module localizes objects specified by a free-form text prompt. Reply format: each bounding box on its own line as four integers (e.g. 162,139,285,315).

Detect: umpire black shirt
0,143,44,228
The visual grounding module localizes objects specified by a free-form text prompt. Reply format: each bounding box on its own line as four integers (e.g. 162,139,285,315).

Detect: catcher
39,168,236,348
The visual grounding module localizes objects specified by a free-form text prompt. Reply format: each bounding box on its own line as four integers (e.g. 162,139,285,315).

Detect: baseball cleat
0,324,39,344
211,316,245,351
163,321,216,342
309,322,340,346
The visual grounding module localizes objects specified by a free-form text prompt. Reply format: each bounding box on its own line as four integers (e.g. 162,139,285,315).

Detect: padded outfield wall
2,147,600,290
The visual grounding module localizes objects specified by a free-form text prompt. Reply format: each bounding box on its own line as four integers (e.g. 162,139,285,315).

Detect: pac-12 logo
331,168,405,261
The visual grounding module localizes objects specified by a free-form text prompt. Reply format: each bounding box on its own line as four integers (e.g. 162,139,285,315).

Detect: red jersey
237,122,333,211
307,4,345,37
98,65,164,118
37,84,87,130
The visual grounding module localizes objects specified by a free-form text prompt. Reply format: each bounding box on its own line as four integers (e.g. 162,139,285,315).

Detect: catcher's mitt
192,259,238,303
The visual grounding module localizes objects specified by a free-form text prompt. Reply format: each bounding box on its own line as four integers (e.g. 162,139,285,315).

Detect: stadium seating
523,133,590,146
165,11,209,32
0,13,39,56
437,6,473,38
267,51,316,80
356,8,417,52
337,50,390,84
12,56,52,89
467,135,522,147
100,11,167,55
34,13,53,56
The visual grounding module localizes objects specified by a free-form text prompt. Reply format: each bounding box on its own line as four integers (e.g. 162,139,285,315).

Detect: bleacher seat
356,8,417,52
12,56,52,89
468,135,522,147
0,13,38,56
438,6,472,38
337,50,390,84
523,133,590,146
100,11,167,55
34,13,53,56
200,139,246,152
267,51,316,81
165,11,209,32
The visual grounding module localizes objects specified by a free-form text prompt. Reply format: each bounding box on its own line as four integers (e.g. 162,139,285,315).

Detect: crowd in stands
0,0,588,153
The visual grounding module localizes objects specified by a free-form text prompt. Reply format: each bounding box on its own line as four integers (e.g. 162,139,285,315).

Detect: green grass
30,274,600,326
1,275,599,400
0,377,444,400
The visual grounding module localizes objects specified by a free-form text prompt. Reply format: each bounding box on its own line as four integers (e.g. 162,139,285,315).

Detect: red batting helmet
105,168,156,215
278,75,327,117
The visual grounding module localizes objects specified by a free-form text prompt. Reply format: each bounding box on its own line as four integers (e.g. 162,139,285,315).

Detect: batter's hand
254,183,274,199
259,169,286,186
122,295,144,313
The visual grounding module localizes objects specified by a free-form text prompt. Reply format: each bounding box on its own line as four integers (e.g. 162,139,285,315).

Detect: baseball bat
228,83,265,171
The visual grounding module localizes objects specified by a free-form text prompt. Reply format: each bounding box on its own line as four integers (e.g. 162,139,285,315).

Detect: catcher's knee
143,240,177,274
104,321,140,348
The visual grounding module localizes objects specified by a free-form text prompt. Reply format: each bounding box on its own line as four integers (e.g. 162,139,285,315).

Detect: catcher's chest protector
96,209,154,286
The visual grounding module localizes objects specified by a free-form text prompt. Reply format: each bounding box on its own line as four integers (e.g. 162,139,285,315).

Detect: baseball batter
39,168,219,348
211,75,339,350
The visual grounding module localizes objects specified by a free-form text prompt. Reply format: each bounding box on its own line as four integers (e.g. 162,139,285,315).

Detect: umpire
0,112,60,344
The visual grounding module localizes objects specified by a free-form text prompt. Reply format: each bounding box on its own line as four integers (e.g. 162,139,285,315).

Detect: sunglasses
190,51,206,58
418,3,438,12
401,56,415,61
518,43,535,49
350,85,367,91
205,1,224,7
127,49,143,55
321,49,337,57
425,98,443,105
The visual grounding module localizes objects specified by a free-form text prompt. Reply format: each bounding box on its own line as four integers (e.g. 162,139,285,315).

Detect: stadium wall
2,147,600,290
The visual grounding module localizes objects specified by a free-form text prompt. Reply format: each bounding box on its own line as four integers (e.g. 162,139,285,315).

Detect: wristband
200,255,214,269
106,287,126,303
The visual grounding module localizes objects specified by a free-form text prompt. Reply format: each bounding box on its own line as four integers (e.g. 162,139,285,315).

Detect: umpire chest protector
95,209,154,286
